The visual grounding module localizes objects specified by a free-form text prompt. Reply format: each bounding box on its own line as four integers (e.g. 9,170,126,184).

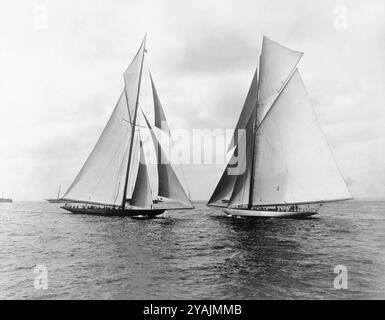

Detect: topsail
150,72,171,136
258,36,303,121
227,36,303,151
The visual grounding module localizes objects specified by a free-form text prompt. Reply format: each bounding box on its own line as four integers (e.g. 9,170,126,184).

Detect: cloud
0,0,384,200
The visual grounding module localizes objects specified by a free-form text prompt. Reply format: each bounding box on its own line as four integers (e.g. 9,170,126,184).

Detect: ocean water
1,200,385,299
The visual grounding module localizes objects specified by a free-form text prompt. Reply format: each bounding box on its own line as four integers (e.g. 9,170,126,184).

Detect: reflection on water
1,200,385,299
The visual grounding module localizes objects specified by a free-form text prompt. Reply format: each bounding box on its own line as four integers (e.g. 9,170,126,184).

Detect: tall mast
57,185,61,200
248,59,260,209
121,35,147,210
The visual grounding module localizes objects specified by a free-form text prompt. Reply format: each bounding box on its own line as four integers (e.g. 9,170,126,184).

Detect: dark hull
0,199,12,203
46,199,68,204
61,205,165,218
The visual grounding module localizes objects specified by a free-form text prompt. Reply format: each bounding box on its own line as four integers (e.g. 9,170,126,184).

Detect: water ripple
1,200,385,299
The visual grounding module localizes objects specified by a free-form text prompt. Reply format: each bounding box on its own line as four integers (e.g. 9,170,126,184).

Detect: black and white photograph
1,0,384,306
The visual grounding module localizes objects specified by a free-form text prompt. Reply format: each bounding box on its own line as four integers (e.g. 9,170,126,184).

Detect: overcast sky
0,0,384,200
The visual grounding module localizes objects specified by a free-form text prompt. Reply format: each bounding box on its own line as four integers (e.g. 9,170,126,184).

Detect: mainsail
227,36,303,151
62,91,132,206
208,36,351,208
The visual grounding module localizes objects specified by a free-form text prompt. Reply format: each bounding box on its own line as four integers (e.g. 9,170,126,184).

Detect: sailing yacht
45,186,67,203
61,35,194,217
0,191,12,203
207,36,352,218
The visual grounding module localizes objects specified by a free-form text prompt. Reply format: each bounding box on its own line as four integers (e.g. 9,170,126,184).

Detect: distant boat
45,186,67,203
0,198,12,203
61,35,194,218
207,36,352,218
0,191,12,203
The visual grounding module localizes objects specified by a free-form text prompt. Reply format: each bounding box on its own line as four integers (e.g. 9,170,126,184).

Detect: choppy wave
1,200,385,299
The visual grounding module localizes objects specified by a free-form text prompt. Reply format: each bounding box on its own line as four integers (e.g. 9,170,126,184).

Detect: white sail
150,71,171,136
209,72,258,205
142,112,193,207
228,109,255,207
130,139,153,208
123,37,147,120
63,38,147,206
211,66,259,204
227,66,258,151
252,69,351,205
63,91,132,206
258,36,303,122
207,152,238,205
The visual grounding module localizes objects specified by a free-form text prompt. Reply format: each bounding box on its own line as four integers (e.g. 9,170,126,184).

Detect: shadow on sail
208,36,352,219
61,35,193,218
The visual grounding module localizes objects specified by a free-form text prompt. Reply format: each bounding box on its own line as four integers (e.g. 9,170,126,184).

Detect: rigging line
259,36,303,98
122,118,148,128
258,90,308,135
272,53,303,95
302,87,353,199
258,52,303,122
